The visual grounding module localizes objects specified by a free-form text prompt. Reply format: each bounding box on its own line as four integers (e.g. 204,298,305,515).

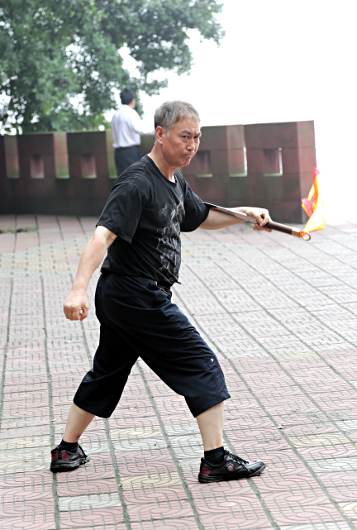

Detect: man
51,101,272,483
111,88,155,176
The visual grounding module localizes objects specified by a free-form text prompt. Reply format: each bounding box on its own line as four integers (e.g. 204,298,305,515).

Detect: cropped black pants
74,274,230,418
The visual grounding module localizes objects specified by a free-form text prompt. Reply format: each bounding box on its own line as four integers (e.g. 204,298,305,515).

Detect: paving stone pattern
1,215,357,530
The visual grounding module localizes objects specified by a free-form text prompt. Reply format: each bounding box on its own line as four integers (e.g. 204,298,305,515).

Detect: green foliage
0,0,224,132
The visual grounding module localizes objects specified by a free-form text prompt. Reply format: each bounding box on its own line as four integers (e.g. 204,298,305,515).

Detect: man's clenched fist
63,291,89,321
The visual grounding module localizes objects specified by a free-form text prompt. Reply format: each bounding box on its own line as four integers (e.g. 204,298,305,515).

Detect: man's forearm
200,207,271,231
200,208,247,230
64,226,116,321
72,233,111,292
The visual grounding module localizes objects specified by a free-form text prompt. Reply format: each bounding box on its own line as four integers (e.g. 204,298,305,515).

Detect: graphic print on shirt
157,202,185,283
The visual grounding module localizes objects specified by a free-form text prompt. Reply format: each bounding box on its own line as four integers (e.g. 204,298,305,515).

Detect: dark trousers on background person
114,145,141,176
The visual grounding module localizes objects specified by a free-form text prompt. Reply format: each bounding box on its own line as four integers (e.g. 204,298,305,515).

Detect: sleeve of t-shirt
180,178,212,232
96,181,148,243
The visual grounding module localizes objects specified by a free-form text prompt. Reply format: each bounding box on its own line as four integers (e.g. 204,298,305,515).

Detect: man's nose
187,141,196,151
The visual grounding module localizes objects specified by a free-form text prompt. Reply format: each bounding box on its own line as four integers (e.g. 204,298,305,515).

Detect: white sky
111,0,357,224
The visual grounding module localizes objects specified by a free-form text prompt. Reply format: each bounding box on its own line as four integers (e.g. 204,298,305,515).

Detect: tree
0,0,224,133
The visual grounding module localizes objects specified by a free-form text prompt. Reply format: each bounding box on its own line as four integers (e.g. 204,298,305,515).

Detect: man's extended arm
130,111,155,136
63,226,117,321
200,207,272,231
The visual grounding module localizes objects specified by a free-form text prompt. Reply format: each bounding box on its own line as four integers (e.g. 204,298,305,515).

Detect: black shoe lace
225,450,248,465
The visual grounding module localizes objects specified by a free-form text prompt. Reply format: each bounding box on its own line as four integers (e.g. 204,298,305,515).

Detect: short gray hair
154,101,200,134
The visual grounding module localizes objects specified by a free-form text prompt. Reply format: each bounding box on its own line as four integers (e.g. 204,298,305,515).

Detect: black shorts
74,274,230,418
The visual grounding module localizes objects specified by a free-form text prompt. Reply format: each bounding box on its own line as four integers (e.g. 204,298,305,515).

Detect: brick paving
1,214,357,530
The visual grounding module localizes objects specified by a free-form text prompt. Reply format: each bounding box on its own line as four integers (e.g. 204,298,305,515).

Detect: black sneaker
50,444,90,473
198,450,266,483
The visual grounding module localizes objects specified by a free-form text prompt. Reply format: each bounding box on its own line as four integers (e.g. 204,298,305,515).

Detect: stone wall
0,121,315,222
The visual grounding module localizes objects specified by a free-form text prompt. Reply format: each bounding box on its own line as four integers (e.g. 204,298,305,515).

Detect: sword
208,204,311,241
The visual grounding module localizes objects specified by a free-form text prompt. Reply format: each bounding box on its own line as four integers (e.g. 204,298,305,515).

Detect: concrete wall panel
0,121,316,222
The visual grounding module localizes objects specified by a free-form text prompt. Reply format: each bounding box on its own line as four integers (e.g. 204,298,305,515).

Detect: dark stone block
67,131,106,155
0,137,5,180
282,175,302,202
297,121,315,147
227,177,248,206
25,177,55,199
140,135,155,156
0,136,19,179
282,147,316,174
287,200,306,224
184,174,228,205
67,131,111,186
226,125,245,150
244,122,297,149
200,125,244,151
228,149,247,176
95,153,110,180
244,122,315,150
200,126,229,151
263,176,284,203
104,130,116,179
244,120,314,150
210,150,228,176
183,150,212,177
246,149,264,175
0,123,316,222
18,133,55,156
17,132,69,180
269,201,305,224
246,175,266,204
299,171,315,199
299,147,317,173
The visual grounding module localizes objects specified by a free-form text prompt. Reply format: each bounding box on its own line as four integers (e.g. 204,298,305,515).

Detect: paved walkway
1,215,357,530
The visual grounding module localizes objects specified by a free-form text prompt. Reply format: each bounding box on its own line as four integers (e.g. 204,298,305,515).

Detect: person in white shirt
111,88,155,176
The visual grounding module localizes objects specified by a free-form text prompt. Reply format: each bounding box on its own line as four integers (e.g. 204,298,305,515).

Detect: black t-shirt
97,155,210,285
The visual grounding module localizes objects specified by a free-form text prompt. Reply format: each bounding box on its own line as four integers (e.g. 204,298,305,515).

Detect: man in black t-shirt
50,101,272,483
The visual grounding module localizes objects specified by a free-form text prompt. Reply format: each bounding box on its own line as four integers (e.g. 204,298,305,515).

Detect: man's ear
155,126,165,145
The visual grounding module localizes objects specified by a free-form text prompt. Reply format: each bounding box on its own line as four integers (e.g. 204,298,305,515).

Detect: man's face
160,117,201,169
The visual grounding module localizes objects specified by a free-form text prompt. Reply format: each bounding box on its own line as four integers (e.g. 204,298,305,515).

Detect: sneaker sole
198,463,267,483
50,455,91,473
